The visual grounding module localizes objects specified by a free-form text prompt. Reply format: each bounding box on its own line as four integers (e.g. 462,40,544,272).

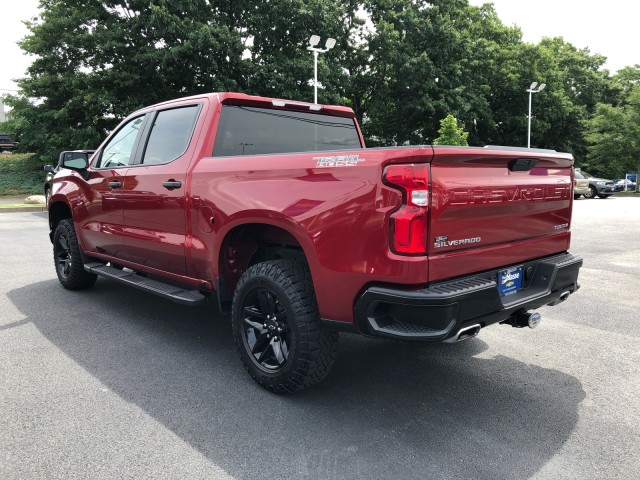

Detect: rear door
428,147,573,282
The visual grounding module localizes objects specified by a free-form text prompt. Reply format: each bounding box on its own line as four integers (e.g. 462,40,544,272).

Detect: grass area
0,153,45,196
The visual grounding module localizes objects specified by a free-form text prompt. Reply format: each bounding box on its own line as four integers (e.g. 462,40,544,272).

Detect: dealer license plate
498,266,523,296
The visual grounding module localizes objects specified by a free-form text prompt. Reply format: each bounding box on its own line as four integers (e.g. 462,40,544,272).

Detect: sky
467,0,640,72
1,0,640,95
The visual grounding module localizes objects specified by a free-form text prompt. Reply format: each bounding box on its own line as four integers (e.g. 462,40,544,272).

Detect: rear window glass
213,105,361,157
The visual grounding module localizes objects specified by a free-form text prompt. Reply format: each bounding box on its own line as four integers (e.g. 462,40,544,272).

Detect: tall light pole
526,81,546,148
307,35,336,104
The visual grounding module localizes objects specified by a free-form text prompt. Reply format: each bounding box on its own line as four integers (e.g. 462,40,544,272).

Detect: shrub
0,153,45,196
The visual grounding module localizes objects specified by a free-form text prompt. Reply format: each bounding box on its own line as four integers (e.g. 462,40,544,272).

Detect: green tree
6,0,351,160
433,114,468,146
6,0,248,160
583,84,640,184
5,0,635,165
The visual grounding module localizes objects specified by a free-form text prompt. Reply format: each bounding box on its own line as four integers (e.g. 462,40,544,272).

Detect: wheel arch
48,200,73,243
216,220,319,305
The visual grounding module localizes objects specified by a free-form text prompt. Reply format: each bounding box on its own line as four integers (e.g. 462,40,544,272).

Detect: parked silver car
577,170,615,199
573,170,590,199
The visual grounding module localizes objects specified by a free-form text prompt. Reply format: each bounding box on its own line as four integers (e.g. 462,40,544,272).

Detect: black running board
84,263,206,306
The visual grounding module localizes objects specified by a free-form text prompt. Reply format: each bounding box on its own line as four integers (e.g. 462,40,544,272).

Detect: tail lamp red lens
384,164,429,255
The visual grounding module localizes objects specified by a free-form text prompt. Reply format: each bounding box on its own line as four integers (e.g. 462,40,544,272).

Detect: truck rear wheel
53,219,97,290
231,259,338,393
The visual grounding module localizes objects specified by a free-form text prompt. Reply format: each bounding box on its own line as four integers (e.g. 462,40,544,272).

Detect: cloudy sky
1,0,639,94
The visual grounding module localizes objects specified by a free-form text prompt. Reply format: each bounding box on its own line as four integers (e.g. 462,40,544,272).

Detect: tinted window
574,171,584,179
213,106,361,157
142,105,200,165
99,115,145,168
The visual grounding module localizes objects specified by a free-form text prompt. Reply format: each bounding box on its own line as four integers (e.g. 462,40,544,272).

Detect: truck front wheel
53,219,97,290
231,259,338,393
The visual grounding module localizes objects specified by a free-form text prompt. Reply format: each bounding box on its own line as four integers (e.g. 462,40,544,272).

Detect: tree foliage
583,81,640,181
433,114,468,146
4,0,637,175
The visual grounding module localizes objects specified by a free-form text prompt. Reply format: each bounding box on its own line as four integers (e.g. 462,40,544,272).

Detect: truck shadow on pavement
9,279,585,480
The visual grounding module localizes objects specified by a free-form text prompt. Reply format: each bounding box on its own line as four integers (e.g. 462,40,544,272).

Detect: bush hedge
0,153,45,196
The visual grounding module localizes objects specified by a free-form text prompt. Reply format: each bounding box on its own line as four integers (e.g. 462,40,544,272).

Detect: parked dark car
44,150,95,205
0,134,18,153
576,170,615,199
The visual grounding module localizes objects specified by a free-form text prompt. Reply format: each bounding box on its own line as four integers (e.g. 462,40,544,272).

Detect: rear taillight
384,164,429,255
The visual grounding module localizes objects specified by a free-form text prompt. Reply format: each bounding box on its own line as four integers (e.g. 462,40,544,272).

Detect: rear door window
213,105,362,157
141,105,201,165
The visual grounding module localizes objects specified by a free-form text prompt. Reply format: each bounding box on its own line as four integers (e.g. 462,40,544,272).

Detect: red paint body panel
49,92,578,328
427,147,574,282
189,147,433,322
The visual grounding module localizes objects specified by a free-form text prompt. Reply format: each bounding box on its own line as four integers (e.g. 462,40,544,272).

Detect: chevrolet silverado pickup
47,92,582,392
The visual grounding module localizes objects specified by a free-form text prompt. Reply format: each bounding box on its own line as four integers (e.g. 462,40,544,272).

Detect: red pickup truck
48,92,582,392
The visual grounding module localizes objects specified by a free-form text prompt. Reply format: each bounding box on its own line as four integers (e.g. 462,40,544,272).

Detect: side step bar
84,263,206,306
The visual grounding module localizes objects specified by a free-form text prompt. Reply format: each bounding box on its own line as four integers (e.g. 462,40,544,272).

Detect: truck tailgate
428,147,574,282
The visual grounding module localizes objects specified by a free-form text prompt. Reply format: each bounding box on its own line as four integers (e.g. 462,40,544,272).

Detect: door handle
108,181,122,188
162,180,182,190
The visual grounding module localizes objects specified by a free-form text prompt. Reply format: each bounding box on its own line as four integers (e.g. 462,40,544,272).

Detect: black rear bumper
355,253,582,341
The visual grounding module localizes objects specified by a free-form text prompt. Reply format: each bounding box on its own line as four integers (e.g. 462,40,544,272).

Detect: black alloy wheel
231,260,338,393
241,287,292,372
55,233,73,279
52,219,97,290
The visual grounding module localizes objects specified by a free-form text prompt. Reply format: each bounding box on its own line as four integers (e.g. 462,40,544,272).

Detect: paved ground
1,197,639,479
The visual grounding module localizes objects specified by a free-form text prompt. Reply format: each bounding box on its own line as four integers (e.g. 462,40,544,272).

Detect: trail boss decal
314,155,364,168
434,236,482,249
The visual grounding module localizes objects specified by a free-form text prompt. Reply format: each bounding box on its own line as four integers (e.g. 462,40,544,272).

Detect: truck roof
141,92,356,118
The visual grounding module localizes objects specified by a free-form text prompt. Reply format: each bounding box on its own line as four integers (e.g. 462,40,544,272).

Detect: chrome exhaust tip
444,324,481,343
549,290,571,306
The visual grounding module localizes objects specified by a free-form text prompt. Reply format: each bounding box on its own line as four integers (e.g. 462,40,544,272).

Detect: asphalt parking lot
1,197,639,479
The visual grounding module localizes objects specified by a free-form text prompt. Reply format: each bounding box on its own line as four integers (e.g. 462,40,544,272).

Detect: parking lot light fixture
526,82,546,148
307,35,336,104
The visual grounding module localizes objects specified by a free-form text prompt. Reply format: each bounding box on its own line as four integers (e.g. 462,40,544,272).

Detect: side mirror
62,152,89,170
43,165,55,173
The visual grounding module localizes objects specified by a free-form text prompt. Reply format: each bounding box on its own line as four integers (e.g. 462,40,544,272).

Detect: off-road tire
53,219,97,290
231,259,338,393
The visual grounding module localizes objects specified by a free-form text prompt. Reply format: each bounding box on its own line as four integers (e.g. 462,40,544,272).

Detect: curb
0,205,47,213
